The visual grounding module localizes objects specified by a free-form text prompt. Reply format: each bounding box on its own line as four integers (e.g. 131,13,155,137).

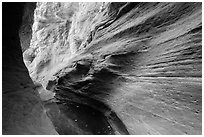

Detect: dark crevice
46,87,129,135
45,102,114,135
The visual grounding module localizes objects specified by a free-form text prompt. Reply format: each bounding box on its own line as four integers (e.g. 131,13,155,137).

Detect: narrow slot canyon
2,2,202,135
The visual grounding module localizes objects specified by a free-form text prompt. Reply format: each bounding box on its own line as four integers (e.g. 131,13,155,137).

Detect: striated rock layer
23,2,201,135
2,3,58,134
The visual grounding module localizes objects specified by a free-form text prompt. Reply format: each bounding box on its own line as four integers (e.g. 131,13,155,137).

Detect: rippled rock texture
11,2,203,135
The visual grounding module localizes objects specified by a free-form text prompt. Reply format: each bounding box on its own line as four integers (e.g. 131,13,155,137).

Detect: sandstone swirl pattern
23,2,202,135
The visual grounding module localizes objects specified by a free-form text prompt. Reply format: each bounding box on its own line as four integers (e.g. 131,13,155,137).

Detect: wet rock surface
45,101,127,135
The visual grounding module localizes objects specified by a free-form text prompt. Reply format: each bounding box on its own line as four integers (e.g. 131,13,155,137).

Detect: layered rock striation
5,2,202,135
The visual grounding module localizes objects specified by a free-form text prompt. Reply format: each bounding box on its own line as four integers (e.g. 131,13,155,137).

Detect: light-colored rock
23,2,202,135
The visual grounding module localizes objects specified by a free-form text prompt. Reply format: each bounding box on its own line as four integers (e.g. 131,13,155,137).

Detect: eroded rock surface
23,2,201,135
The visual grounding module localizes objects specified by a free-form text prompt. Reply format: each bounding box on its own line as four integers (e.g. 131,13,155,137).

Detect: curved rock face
10,2,202,135
2,3,58,135
19,3,36,52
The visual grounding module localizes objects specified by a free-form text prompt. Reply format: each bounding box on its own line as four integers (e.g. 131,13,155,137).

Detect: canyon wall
2,3,58,134
4,2,202,135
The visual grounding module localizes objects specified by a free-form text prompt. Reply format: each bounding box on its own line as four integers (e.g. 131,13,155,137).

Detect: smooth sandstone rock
4,2,202,135
2,3,58,135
